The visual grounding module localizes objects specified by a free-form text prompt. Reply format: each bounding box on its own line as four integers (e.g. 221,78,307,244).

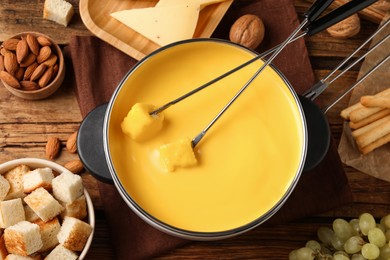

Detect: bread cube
22,168,54,194
44,244,77,260
3,165,30,200
24,188,64,222
43,0,75,27
4,254,39,260
57,217,92,252
0,235,8,260
52,171,83,203
60,195,87,220
0,175,10,201
0,198,25,228
24,205,40,223
4,221,42,256
33,217,60,252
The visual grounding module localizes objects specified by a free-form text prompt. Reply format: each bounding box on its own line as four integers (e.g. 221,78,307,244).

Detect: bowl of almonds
0,32,65,100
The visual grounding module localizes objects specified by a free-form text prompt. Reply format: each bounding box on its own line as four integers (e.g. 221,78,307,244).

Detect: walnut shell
229,14,265,49
372,0,390,11
326,14,361,39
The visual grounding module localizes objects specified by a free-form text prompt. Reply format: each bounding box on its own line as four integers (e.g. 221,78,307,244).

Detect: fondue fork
150,0,378,117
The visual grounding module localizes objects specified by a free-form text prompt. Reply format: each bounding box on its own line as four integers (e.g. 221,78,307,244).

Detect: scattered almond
16,39,29,63
46,136,61,160
64,159,84,174
26,34,40,55
66,132,78,153
2,38,20,51
0,71,21,89
37,46,51,63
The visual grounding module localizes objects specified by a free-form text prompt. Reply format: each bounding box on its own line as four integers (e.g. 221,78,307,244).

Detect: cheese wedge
156,0,226,10
111,3,200,46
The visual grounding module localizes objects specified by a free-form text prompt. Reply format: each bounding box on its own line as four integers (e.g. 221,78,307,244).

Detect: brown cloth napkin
64,0,353,259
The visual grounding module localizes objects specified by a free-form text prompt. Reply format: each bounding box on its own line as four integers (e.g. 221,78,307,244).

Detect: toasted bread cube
44,244,77,260
52,172,83,203
0,198,25,228
33,217,60,252
57,217,92,252
0,235,8,260
4,221,42,256
60,195,87,220
0,175,10,201
4,165,30,200
24,205,40,223
24,188,64,222
22,168,54,194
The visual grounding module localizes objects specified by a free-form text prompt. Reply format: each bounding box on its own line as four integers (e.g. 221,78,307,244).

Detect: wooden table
1,1,389,259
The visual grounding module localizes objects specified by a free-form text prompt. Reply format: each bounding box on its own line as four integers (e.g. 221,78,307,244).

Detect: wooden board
79,0,233,60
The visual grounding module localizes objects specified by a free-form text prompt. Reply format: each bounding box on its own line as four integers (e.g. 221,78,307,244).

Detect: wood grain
79,0,233,60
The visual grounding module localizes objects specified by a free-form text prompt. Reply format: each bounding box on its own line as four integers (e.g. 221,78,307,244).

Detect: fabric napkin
64,0,353,258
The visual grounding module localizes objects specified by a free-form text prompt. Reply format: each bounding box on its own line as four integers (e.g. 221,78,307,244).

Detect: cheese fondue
107,40,305,233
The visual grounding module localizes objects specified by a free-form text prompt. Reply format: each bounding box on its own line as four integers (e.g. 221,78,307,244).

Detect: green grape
289,249,298,260
333,218,355,241
381,214,390,229
317,227,334,246
305,240,321,252
350,218,361,235
295,247,315,260
333,251,350,260
368,227,386,247
320,244,332,255
331,234,345,251
385,229,390,242
361,243,380,259
351,254,366,260
378,244,390,260
359,213,376,236
344,235,365,254
377,223,386,233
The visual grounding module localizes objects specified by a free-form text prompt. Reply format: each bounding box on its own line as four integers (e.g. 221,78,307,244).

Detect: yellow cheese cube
121,103,164,142
159,138,198,172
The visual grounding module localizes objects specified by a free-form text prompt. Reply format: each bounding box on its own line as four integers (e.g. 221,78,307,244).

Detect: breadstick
355,118,390,148
349,106,384,122
352,114,390,137
349,109,390,129
360,95,390,108
359,132,390,154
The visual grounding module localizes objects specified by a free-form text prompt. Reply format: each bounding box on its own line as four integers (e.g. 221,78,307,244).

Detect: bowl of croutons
0,158,94,259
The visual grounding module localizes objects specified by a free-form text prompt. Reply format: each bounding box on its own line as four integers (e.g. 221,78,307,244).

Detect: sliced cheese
111,3,200,46
156,0,226,10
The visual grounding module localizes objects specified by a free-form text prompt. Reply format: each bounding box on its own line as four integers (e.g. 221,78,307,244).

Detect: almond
14,67,25,81
16,39,29,63
2,38,20,51
64,159,84,174
66,132,78,153
42,54,58,67
4,52,18,75
0,70,20,89
0,48,11,56
46,136,61,160
0,55,4,71
37,46,51,63
38,66,53,88
37,36,52,47
19,53,36,67
20,80,39,91
30,63,47,81
52,64,59,80
26,34,40,55
23,62,38,80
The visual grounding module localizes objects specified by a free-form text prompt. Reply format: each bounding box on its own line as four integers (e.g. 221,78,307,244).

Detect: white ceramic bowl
0,158,95,259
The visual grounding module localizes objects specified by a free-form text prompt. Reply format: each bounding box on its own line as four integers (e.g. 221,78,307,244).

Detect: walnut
372,0,390,12
326,14,361,39
229,14,265,49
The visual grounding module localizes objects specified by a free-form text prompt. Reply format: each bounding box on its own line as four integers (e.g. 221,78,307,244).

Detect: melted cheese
108,41,305,233
111,3,200,46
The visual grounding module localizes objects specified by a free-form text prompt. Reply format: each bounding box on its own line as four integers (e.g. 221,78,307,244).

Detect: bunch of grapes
289,213,390,260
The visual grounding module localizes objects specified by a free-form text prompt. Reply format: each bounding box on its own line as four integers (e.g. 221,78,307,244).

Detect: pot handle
306,0,378,36
77,103,114,184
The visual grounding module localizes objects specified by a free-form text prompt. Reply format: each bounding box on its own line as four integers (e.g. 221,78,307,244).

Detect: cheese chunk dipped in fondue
121,103,164,142
159,138,198,172
107,40,306,234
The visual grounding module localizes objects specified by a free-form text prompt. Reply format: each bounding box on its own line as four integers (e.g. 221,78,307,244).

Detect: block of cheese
111,3,200,46
156,0,226,10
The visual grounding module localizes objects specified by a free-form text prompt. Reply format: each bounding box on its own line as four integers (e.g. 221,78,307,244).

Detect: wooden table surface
1,0,389,259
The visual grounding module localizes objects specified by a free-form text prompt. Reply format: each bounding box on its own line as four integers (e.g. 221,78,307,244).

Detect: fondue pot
77,0,382,240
